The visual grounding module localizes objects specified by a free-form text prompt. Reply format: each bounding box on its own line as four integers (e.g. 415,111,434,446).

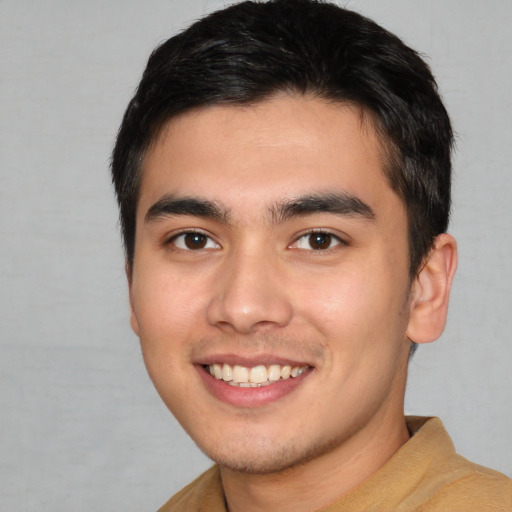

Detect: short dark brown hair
112,0,453,278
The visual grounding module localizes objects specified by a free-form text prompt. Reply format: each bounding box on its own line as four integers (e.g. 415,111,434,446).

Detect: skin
128,94,457,512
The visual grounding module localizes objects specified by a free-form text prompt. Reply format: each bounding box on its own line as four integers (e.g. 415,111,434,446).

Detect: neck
220,411,410,512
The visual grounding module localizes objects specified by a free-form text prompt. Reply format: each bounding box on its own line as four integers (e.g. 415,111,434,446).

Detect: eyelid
165,229,221,250
289,229,348,250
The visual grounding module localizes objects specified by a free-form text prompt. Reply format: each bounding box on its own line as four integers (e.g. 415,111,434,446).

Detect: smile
205,363,309,387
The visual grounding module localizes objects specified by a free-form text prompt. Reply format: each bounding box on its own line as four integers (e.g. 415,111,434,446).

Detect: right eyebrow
144,195,230,224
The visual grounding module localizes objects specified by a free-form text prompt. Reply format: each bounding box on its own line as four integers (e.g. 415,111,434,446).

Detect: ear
126,261,140,336
406,234,458,344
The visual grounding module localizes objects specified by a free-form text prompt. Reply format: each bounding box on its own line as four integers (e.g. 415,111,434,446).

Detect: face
129,95,414,474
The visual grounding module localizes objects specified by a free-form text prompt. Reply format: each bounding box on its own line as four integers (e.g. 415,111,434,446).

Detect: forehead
138,94,398,219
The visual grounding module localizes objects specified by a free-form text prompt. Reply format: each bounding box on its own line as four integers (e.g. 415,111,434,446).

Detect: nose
206,249,294,334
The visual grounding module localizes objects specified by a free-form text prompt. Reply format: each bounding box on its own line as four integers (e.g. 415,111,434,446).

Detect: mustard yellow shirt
159,417,512,512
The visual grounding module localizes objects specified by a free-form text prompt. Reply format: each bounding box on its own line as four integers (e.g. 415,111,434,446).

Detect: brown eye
308,233,332,250
184,233,207,249
292,231,342,251
171,232,219,251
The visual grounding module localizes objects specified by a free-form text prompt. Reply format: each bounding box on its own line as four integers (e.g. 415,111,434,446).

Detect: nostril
206,293,293,333
205,255,293,332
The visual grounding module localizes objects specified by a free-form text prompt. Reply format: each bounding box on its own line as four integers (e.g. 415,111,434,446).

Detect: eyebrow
145,195,230,223
144,191,375,225
270,192,376,224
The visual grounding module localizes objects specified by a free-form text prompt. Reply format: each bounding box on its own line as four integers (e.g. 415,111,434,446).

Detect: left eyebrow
270,192,376,224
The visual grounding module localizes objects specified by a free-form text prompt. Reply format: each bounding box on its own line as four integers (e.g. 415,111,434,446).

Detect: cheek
295,266,369,327
130,268,206,410
296,260,409,350
131,265,209,355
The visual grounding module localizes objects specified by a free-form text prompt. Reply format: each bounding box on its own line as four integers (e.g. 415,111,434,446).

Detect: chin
195,431,341,475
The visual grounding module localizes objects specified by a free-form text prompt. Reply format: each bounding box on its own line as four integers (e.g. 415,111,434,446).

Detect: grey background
1,0,511,510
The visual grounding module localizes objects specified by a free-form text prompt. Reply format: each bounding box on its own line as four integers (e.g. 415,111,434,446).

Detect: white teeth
207,363,308,387
232,365,249,383
291,366,305,377
222,364,233,382
213,363,223,379
268,364,281,382
249,365,268,384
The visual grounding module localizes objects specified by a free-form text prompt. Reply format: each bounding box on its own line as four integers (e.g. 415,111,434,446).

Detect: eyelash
291,230,347,251
166,230,220,251
166,229,346,252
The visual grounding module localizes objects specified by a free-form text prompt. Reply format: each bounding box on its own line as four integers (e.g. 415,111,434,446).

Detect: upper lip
195,353,314,368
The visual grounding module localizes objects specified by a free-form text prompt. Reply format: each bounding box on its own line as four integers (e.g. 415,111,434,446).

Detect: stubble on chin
195,428,346,476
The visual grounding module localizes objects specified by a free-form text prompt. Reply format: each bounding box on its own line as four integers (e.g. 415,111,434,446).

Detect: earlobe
406,234,458,344
126,262,140,336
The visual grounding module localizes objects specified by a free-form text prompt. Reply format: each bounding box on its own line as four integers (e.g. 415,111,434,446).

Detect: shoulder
406,417,512,511
158,465,225,512
417,455,512,511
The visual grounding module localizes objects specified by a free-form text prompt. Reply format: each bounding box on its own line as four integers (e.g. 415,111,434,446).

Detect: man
111,0,512,510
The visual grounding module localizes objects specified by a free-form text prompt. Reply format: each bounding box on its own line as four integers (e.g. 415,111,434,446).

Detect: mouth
197,359,314,407
203,363,309,387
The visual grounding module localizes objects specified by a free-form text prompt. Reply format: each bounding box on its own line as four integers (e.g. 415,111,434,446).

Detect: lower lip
196,365,312,408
